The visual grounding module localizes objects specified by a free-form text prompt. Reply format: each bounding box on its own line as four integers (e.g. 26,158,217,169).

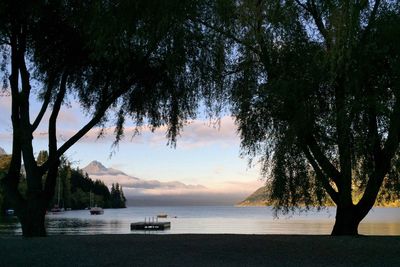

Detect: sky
0,92,264,205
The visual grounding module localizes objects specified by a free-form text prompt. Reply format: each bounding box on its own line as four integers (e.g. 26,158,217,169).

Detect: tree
110,183,126,208
0,154,12,214
205,1,400,235
36,151,49,166
0,0,220,236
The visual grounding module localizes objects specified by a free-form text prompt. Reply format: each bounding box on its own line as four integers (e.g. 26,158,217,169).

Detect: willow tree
0,0,222,237
203,0,400,235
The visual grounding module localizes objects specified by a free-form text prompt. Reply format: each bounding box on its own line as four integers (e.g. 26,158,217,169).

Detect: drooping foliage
0,0,225,236
204,0,400,234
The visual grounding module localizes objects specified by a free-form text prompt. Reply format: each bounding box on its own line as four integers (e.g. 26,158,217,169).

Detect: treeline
1,152,126,214
110,183,127,209
0,154,15,213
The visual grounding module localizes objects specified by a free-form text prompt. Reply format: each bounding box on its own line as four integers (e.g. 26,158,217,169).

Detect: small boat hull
5,209,14,216
90,207,104,215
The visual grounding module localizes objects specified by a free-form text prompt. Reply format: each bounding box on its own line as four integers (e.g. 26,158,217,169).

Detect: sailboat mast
57,175,61,206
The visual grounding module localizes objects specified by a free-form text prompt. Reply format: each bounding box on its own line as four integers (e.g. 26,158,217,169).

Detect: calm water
1,206,400,236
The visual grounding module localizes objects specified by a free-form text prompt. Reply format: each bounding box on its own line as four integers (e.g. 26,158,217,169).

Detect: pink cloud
1,96,240,151
54,116,239,149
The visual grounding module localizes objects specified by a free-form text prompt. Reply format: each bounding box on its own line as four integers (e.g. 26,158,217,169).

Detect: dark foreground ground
0,234,399,267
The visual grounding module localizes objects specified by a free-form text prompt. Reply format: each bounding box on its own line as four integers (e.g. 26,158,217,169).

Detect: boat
90,206,104,215
5,209,14,216
89,191,104,215
50,204,65,214
51,176,65,214
157,213,168,218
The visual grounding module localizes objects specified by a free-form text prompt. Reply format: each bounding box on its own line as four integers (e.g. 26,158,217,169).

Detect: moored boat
50,205,65,214
5,209,14,216
89,191,104,215
90,206,104,215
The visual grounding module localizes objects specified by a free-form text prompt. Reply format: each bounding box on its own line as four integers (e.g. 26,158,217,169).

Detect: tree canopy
2,0,399,237
207,0,400,235
0,0,223,236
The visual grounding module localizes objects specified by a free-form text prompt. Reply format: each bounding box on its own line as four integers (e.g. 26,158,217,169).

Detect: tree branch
5,24,22,192
305,0,331,49
42,72,68,200
39,72,68,184
358,0,381,48
302,144,339,204
381,98,400,168
353,87,386,215
39,86,126,173
32,78,54,132
305,134,341,185
294,0,308,11
17,23,40,188
190,17,260,56
58,106,107,156
48,71,68,158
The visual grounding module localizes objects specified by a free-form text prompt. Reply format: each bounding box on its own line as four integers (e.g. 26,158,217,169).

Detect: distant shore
1,234,399,266
236,201,400,207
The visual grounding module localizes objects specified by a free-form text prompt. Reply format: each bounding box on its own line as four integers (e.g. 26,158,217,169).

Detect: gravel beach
0,234,399,267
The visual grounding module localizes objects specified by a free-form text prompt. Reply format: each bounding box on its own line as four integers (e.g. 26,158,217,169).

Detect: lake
1,206,400,236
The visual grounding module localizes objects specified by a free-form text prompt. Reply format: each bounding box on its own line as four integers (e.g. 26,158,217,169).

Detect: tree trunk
19,193,48,237
331,205,362,236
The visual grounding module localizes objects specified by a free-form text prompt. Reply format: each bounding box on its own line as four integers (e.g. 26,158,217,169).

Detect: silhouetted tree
0,0,221,236
207,0,400,235
68,168,110,209
110,183,126,208
36,151,48,166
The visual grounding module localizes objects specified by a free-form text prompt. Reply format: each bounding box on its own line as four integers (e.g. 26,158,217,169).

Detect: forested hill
238,186,400,207
236,186,271,206
0,151,126,213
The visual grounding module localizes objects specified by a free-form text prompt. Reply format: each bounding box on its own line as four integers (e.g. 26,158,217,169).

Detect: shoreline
1,234,399,266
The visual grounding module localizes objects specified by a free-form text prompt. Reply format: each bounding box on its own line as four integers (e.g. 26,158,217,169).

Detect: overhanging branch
190,17,260,56
48,71,68,157
296,0,331,49
32,78,54,132
382,98,400,166
305,134,341,185
302,144,339,204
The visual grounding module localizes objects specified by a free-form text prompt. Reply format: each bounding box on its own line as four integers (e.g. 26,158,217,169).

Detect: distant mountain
82,160,206,191
237,186,270,206
83,160,126,176
0,147,6,156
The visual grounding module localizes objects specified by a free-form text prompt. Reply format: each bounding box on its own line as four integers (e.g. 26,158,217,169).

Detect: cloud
83,116,238,148
123,180,264,206
0,95,11,128
88,169,262,205
2,115,238,151
84,160,263,205
89,172,207,191
1,90,240,150
57,109,81,126
166,116,239,149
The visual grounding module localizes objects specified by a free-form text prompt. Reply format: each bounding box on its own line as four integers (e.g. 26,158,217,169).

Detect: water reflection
46,218,127,235
359,223,400,236
1,206,400,236
0,216,21,235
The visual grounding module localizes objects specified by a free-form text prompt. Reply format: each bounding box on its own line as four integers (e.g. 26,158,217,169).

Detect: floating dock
130,221,171,231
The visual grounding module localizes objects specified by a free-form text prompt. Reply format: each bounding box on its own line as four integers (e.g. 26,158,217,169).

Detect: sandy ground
0,234,399,266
